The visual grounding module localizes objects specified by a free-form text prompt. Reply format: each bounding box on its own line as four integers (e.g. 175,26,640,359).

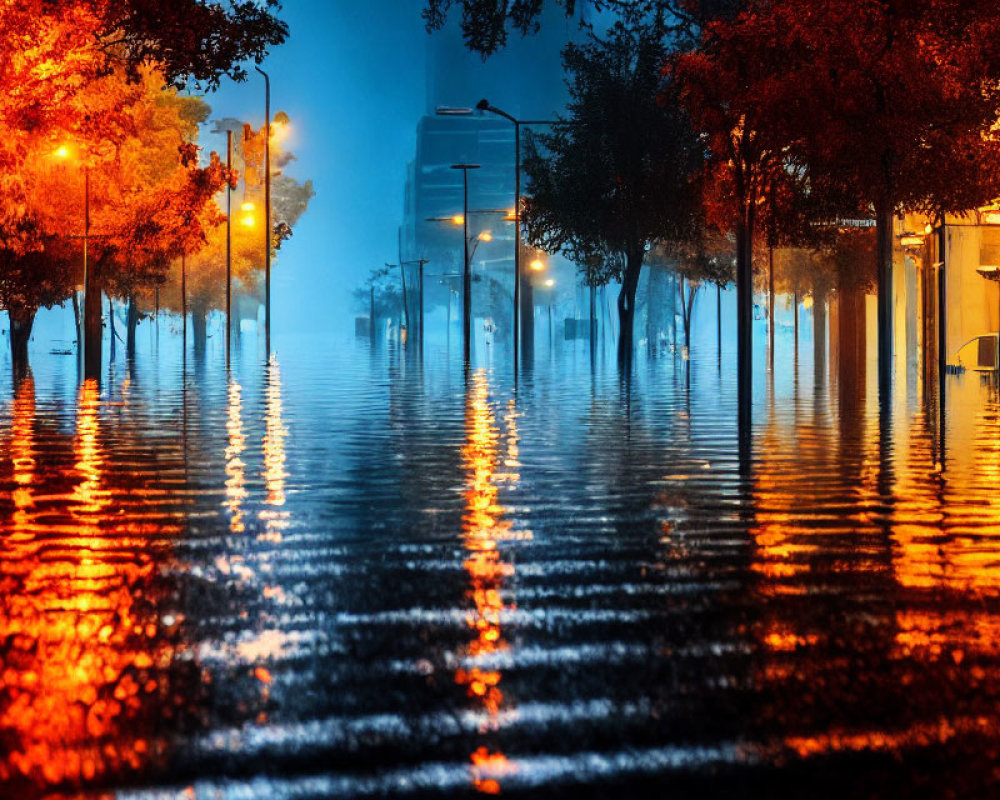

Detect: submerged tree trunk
84,266,101,380
814,286,828,388
617,247,643,367
589,283,596,360
717,283,722,362
127,293,139,360
109,297,117,363
680,278,699,353
768,241,775,371
72,293,81,345
875,199,894,399
736,206,756,446
10,306,36,380
192,305,208,356
794,289,800,357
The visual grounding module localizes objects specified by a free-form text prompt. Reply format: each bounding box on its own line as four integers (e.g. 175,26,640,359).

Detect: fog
206,0,429,335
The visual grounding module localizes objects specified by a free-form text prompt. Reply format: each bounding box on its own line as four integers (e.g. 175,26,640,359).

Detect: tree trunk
10,306,35,381
794,289,799,357
717,283,722,362
192,306,208,356
617,247,643,367
126,293,139,361
736,207,755,443
682,281,698,353
768,241,775,371
84,266,101,380
814,287,828,388
589,283,596,360
875,200,894,398
72,292,81,345
109,297,117,362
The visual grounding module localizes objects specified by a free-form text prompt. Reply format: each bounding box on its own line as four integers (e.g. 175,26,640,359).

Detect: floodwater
2,322,1000,799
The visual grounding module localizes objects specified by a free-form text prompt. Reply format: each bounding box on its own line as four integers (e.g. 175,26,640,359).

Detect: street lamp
451,163,480,364
226,129,233,366
54,143,93,378
255,65,272,356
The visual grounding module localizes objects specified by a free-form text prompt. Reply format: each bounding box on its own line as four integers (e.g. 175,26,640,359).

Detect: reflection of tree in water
0,377,202,796
889,395,1000,682
744,378,1000,794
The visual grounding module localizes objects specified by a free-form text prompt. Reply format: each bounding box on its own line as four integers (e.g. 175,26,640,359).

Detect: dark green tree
94,0,288,89
422,0,740,56
522,15,704,365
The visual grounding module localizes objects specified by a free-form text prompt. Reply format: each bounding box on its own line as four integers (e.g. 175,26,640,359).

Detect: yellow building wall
945,224,1000,366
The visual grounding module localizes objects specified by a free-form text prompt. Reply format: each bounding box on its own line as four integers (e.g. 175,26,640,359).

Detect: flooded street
2,330,1000,798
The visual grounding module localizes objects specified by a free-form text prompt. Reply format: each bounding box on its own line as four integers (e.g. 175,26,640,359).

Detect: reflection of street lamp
451,163,480,364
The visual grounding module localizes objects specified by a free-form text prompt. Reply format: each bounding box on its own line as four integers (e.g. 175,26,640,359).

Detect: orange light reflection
0,380,175,790
457,372,525,793
260,355,289,542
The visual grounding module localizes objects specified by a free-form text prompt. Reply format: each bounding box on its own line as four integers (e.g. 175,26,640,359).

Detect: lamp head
476,99,491,112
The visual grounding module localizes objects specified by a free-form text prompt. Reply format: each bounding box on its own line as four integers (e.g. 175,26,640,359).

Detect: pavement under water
1,328,1000,799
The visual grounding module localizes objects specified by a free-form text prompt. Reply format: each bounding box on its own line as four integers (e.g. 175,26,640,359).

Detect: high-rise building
399,6,589,350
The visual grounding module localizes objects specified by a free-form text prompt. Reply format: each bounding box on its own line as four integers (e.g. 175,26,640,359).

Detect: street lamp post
475,100,523,379
255,66,272,356
451,163,480,364
82,164,90,376
226,130,234,366
439,102,565,375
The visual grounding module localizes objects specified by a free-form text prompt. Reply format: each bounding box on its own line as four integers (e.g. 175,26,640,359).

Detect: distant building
399,5,591,349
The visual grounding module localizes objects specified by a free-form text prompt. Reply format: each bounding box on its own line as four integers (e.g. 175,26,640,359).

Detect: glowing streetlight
530,259,545,272
452,214,464,225
478,231,493,242
544,278,555,288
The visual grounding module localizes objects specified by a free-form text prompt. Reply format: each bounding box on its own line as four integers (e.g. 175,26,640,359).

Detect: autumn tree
769,0,1000,395
659,232,734,352
523,15,704,365
159,113,314,354
671,5,815,430
0,1,286,376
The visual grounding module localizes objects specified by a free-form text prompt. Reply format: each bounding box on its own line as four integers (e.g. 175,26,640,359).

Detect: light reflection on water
1,334,1000,797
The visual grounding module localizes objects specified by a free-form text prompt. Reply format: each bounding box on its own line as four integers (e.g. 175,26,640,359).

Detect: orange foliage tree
1,66,228,375
158,113,313,354
0,0,285,377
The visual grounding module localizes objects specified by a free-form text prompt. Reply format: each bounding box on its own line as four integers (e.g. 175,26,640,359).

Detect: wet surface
2,331,1000,798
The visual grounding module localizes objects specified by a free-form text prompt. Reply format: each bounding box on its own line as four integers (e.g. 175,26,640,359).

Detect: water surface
2,329,1000,798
